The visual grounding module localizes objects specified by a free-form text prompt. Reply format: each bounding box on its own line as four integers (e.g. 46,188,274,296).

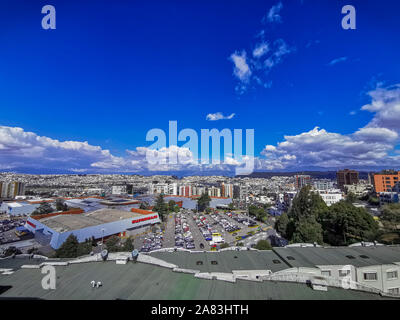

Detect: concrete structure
24,208,160,249
0,201,37,216
2,246,400,300
273,245,400,295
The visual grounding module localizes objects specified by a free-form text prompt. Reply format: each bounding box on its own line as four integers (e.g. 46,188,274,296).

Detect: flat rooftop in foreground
0,260,394,300
35,208,145,232
149,250,290,273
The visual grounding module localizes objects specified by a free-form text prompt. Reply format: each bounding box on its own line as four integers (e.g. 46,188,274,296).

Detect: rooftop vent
273,260,281,264
346,255,355,259
196,261,203,265
360,255,370,259
211,261,218,265
287,256,295,261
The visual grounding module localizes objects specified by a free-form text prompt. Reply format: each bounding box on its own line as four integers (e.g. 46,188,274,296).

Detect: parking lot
0,218,27,245
116,209,277,253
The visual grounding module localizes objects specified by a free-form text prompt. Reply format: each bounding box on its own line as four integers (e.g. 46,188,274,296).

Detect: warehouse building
0,201,37,216
24,208,160,249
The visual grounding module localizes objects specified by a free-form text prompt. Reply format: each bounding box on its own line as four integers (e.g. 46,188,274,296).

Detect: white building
344,184,372,197
111,185,127,195
316,189,343,206
0,202,37,216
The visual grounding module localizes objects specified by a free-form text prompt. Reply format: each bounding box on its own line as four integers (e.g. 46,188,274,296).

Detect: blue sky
1,0,400,175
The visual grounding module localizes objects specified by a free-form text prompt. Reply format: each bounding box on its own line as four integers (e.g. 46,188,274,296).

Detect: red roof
131,208,156,215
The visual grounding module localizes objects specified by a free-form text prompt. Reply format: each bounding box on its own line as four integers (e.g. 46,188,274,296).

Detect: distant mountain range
236,171,371,180
0,168,372,180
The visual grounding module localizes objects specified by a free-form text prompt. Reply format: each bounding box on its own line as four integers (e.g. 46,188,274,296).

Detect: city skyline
1,0,400,174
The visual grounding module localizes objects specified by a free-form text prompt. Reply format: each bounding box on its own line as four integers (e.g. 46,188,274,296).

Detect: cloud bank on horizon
1,84,400,174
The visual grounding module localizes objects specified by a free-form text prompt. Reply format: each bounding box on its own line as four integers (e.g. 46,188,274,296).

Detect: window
359,255,370,259
196,261,203,265
211,260,218,265
321,270,331,277
363,272,377,281
387,271,398,280
339,269,351,277
388,288,400,295
346,255,355,259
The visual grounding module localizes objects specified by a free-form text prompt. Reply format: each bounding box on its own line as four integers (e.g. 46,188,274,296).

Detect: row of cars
210,213,241,233
193,214,215,241
139,231,164,252
175,214,195,249
225,212,257,227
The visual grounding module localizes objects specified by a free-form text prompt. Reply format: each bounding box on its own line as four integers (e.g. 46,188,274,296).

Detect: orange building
373,171,400,193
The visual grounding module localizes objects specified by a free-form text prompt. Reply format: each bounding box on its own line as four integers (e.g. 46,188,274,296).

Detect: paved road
163,213,175,248
185,211,210,250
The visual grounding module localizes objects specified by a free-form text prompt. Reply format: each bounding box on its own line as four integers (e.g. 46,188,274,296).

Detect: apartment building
337,169,359,190
0,181,25,199
373,171,400,193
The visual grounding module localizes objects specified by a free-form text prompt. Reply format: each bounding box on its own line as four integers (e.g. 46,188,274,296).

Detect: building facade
336,169,359,190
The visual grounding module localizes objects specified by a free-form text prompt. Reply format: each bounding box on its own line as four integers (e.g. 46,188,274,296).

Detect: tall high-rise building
336,169,359,190
0,181,25,199
221,182,233,198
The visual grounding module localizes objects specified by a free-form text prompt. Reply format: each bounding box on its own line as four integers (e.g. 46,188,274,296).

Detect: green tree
56,199,69,212
254,239,272,250
153,194,168,221
320,201,379,246
122,237,134,251
76,238,93,257
105,235,121,252
275,212,289,238
55,234,79,258
381,203,400,223
249,205,267,222
31,202,54,216
285,185,327,243
291,216,323,244
168,200,176,212
197,193,211,212
346,192,357,203
368,196,380,206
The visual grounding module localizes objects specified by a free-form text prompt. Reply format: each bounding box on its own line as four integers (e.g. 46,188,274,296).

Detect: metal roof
36,208,145,232
150,250,290,273
273,246,400,268
0,260,394,300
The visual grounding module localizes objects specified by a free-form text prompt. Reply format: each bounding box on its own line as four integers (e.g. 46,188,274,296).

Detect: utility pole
101,228,105,251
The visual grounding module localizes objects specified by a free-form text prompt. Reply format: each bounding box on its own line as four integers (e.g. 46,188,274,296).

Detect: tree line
275,185,379,246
